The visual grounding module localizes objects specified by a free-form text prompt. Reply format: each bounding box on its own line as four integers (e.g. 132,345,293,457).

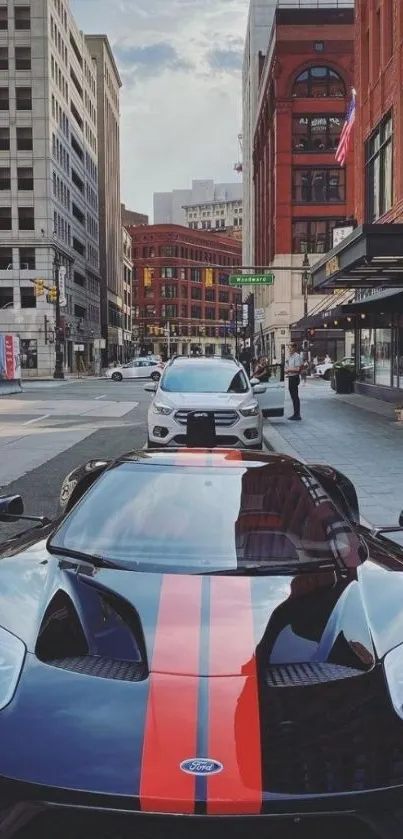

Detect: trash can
334,366,355,394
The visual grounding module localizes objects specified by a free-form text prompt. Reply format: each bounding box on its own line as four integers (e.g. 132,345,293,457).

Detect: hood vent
48,655,145,681
267,662,363,688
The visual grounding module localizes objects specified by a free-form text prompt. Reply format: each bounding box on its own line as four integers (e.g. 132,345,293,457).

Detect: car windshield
160,365,249,393
49,462,363,574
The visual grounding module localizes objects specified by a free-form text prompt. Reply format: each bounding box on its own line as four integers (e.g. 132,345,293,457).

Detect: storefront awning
342,288,403,313
290,305,347,331
311,224,403,290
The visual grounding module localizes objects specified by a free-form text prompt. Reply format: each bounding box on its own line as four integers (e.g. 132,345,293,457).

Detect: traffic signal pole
53,252,64,380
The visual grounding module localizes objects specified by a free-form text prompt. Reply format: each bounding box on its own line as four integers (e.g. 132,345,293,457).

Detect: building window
20,339,37,369
292,66,345,98
292,218,342,253
0,248,12,269
15,46,31,70
314,42,324,52
16,86,32,110
0,7,7,30
14,6,30,30
0,287,13,307
17,167,33,190
160,284,177,298
19,247,35,269
16,126,32,150
292,168,345,203
191,287,202,300
18,207,34,230
0,47,8,70
0,167,10,189
20,286,36,308
0,87,9,110
191,268,201,283
0,127,9,150
365,113,393,222
292,115,343,152
160,266,177,279
0,207,11,230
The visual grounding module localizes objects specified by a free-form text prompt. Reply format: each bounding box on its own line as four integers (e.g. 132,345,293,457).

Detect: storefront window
374,328,392,387
359,328,375,383
365,113,393,221
20,338,37,369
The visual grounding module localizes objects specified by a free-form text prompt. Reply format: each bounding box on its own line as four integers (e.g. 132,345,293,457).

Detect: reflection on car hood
157,391,252,410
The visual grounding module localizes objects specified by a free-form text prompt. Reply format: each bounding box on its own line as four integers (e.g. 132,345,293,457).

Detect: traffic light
302,339,309,351
48,286,57,303
205,267,213,287
34,278,44,296
144,266,154,287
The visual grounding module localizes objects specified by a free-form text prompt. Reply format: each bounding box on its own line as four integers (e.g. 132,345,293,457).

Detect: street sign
229,274,274,286
255,308,265,323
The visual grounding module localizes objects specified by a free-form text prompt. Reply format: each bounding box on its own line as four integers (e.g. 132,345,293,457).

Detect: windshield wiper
47,545,127,570
205,560,333,576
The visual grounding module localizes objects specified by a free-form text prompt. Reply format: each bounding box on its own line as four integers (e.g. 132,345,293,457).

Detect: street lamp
302,249,310,319
53,251,64,379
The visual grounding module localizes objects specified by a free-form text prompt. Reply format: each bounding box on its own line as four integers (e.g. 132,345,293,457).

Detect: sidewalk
263,378,403,527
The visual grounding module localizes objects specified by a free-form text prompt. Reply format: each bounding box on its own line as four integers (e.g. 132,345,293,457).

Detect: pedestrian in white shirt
285,343,302,420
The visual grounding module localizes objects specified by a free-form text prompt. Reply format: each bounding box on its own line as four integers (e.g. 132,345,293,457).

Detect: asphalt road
0,377,150,540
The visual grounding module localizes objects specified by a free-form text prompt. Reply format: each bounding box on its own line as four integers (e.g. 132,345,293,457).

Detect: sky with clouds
70,0,248,220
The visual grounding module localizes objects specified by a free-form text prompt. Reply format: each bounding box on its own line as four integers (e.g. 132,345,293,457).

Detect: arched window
292,66,345,98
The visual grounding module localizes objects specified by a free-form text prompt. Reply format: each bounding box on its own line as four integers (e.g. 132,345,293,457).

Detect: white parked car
144,356,285,449
105,357,164,382
315,357,354,380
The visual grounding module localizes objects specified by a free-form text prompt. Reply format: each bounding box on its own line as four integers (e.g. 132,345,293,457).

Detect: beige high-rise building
85,35,122,363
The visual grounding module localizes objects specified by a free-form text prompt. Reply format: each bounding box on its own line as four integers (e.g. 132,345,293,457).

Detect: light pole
53,251,64,379
302,249,310,319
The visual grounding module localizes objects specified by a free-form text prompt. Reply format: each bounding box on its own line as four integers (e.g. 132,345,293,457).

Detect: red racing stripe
139,575,202,813
207,577,262,814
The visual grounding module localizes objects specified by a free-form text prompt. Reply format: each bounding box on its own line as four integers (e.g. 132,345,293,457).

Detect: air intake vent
267,662,363,687
47,655,145,681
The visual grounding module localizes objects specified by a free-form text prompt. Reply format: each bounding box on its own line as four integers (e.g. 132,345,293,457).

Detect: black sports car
1,448,403,839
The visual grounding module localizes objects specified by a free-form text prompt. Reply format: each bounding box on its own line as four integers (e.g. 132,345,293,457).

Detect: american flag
335,89,356,166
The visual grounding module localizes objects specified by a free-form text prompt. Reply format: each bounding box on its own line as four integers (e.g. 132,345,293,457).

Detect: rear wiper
46,545,127,570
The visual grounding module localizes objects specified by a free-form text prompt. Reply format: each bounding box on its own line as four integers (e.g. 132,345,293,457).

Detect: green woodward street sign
229,274,275,286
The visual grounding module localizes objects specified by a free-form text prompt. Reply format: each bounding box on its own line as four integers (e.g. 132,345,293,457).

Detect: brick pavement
263,378,403,526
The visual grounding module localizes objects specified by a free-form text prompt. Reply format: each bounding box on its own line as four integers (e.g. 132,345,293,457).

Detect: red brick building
127,224,242,358
254,7,355,267
252,6,354,362
311,1,403,401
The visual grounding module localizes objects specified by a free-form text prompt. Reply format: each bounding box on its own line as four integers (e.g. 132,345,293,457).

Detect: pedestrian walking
285,342,302,420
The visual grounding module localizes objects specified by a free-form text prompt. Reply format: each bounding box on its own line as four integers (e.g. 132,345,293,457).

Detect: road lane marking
23,414,50,426
94,395,106,400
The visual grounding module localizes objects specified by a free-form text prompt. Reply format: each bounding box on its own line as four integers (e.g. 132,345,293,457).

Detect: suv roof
167,355,239,368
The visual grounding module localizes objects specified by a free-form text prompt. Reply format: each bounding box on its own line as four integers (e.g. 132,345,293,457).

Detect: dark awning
311,224,403,290
290,304,347,331
342,288,403,312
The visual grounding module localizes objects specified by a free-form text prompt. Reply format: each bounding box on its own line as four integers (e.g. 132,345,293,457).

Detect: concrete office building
121,204,148,227
122,225,132,360
85,35,122,364
0,0,102,377
153,180,242,227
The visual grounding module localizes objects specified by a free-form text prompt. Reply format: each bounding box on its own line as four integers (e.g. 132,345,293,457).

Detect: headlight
153,402,173,416
240,403,260,417
384,644,403,718
0,627,25,711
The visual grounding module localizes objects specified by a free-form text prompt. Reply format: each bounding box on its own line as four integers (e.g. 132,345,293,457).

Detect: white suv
144,356,265,449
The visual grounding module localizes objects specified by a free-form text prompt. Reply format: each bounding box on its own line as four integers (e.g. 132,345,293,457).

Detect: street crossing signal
144,266,154,287
34,278,44,296
205,268,213,287
48,286,57,303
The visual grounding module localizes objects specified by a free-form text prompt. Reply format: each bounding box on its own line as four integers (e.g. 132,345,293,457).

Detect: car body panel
252,364,285,417
105,359,164,380
2,449,403,833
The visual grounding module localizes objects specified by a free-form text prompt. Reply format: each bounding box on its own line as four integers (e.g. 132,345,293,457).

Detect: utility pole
53,250,64,379
166,321,171,358
302,249,310,319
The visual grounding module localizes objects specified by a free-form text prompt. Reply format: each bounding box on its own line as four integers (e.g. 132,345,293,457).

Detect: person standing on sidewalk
285,343,302,421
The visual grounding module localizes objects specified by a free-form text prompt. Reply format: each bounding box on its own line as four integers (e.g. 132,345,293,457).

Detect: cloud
71,0,249,218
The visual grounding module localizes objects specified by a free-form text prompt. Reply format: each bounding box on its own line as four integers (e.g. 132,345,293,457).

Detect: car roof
113,448,297,470
167,356,238,367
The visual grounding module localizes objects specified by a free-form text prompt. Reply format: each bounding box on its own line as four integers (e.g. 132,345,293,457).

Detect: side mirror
250,377,259,385
0,495,24,522
252,384,266,395
399,512,403,527
144,382,157,393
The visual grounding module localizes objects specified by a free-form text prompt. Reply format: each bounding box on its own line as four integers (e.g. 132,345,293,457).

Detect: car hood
156,391,251,410
2,543,403,807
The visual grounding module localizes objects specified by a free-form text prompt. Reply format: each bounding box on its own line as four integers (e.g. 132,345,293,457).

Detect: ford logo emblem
180,758,223,776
